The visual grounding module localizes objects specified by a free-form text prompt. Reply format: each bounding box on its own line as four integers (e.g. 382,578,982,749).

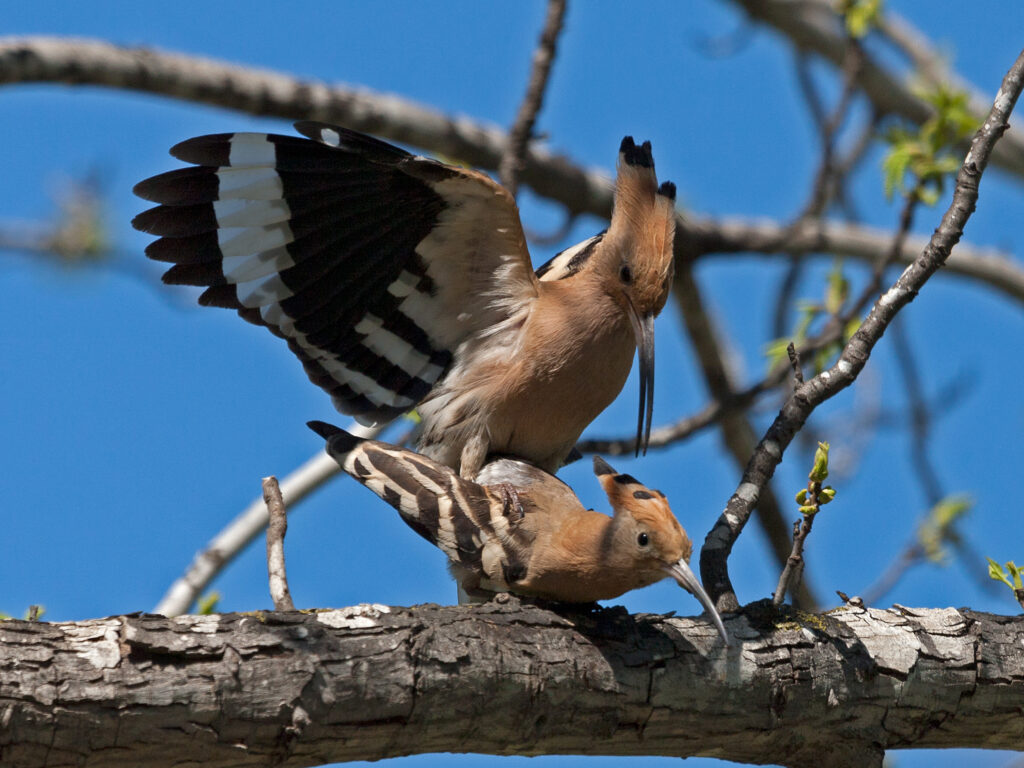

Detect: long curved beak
626,303,655,457
665,558,730,645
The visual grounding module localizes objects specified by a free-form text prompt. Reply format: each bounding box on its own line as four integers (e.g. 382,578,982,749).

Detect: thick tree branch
683,216,1024,305
2,36,1020,307
700,48,1024,613
1,603,1021,768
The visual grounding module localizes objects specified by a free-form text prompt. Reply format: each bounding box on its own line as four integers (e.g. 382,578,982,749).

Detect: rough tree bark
2,601,1022,768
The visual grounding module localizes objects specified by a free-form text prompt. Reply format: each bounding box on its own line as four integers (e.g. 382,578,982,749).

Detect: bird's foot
497,482,524,520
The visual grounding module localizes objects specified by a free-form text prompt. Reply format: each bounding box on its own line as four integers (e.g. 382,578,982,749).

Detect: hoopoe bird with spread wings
307,421,729,644
133,123,676,478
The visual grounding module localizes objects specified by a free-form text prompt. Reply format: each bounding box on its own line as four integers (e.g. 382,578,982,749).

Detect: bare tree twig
773,443,832,606
673,262,819,609
2,36,1019,306
774,518,812,606
794,40,864,223
499,0,568,196
862,544,921,606
263,476,295,611
700,47,1024,613
786,342,805,385
725,0,1024,178
890,319,944,505
153,422,386,617
774,38,864,341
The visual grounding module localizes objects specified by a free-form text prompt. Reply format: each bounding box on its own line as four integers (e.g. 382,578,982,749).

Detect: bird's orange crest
592,456,691,563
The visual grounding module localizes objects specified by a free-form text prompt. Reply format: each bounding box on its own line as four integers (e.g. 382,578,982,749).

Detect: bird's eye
620,264,633,284
637,532,649,547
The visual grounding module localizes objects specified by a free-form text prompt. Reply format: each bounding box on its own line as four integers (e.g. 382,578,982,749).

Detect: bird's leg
459,432,490,480
497,483,525,522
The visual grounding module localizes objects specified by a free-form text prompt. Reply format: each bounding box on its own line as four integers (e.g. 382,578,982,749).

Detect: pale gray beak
627,304,655,457
665,558,730,645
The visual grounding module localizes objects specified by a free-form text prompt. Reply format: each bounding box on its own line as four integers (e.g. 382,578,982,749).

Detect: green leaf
917,185,940,206
196,591,221,615
764,337,794,368
919,495,972,564
882,140,912,200
841,0,883,38
825,262,849,315
844,316,862,343
989,558,1014,588
819,486,837,504
809,441,831,483
1006,561,1023,589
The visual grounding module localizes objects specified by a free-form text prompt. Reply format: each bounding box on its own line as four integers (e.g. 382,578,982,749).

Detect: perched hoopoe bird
133,123,676,478
308,420,729,644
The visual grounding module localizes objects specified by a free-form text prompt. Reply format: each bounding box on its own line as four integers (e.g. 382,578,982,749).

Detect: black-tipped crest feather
619,136,654,168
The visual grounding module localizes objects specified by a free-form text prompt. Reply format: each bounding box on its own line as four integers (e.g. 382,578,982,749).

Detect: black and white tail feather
307,420,533,594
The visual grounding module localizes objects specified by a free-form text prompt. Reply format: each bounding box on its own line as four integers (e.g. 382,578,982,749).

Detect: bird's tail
308,421,497,571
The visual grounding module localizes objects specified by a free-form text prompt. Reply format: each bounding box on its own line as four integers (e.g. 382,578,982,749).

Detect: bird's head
593,456,729,645
601,137,677,456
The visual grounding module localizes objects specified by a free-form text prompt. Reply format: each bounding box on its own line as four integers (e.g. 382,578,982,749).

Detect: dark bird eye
620,264,633,284
637,532,649,547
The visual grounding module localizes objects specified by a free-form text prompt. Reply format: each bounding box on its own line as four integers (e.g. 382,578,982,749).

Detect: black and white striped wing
309,422,530,582
133,122,538,425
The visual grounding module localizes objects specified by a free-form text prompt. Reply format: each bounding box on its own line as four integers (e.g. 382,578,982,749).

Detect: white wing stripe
213,198,291,228
217,223,295,260
222,245,297,283
355,313,435,379
312,352,416,408
236,273,294,307
215,166,284,199
386,270,424,298
228,133,277,167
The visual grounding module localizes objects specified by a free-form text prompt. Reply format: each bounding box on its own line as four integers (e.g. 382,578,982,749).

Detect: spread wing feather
134,122,538,425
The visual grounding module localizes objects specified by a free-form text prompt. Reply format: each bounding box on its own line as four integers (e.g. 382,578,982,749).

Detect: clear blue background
2,3,1022,767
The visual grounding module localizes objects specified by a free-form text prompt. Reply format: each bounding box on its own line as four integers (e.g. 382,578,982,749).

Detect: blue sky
2,3,1022,767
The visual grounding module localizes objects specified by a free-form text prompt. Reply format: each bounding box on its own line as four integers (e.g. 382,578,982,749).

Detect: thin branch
524,210,577,246
264,476,295,612
773,517,812,606
793,40,864,223
673,262,819,609
890,318,944,505
773,445,832,606
700,48,1024,613
786,342,805,385
862,541,922,606
498,0,568,196
726,0,1024,179
153,422,385,617
1,37,1019,307
774,39,864,341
